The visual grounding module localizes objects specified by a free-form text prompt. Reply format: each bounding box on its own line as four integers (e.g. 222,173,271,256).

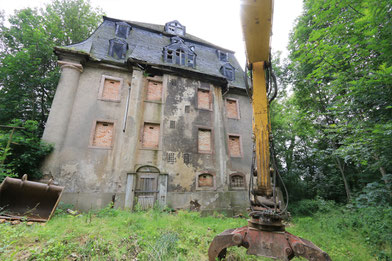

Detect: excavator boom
208,1,331,260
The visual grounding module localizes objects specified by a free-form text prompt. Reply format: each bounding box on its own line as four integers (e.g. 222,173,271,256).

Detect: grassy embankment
0,204,387,260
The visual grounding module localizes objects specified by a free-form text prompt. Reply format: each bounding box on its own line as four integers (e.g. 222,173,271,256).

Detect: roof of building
56,16,246,90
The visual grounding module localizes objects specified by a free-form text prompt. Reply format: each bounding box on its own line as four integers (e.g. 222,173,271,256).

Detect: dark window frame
108,38,128,59
115,22,132,39
229,172,246,190
220,63,235,81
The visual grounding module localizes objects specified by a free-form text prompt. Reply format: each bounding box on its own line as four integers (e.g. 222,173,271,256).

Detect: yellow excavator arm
241,0,273,63
241,0,274,196
208,1,332,260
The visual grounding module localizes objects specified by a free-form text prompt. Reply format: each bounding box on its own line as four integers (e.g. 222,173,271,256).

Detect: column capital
58,60,83,73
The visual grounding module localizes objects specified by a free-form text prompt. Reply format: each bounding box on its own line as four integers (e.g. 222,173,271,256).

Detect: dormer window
187,53,195,68
220,63,235,81
163,37,196,68
217,50,228,62
109,39,128,59
175,49,186,65
164,20,186,36
115,22,131,39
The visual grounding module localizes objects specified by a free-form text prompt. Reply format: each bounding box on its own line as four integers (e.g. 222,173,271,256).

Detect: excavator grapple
0,175,63,222
209,214,331,261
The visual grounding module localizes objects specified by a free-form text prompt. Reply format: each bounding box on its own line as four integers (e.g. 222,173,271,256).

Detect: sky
1,0,303,67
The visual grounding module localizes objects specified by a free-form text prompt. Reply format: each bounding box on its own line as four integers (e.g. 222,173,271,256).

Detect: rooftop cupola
164,20,186,36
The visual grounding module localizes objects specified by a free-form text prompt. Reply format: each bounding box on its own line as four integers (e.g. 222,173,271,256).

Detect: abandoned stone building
41,17,253,214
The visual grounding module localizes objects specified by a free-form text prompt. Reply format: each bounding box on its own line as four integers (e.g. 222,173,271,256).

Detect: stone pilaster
41,59,83,177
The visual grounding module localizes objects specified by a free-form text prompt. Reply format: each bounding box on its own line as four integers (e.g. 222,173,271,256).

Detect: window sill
196,187,216,191
98,98,121,103
229,187,246,191
88,146,113,150
197,108,213,112
198,150,213,154
140,147,160,151
230,155,243,158
144,100,163,104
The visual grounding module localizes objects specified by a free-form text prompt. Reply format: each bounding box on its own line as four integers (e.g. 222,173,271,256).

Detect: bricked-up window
198,173,213,188
197,89,212,110
142,123,160,149
91,121,114,148
226,99,239,119
228,135,242,157
230,173,245,189
146,80,162,101
198,129,212,153
98,75,123,102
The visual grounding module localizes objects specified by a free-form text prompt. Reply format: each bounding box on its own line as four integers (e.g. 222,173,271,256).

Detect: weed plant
0,203,386,260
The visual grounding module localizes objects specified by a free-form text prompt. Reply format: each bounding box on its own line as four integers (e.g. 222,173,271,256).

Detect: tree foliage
0,120,53,182
272,0,392,204
0,0,104,133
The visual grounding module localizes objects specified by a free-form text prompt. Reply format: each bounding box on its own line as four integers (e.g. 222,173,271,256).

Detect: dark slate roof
57,16,245,90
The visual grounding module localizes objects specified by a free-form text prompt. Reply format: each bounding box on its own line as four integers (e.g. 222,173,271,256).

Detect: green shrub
0,119,53,182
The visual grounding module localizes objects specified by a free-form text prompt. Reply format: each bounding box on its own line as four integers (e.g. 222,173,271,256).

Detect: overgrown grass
0,204,385,260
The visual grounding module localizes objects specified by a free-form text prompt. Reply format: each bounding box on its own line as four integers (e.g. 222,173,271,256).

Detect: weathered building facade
41,17,252,214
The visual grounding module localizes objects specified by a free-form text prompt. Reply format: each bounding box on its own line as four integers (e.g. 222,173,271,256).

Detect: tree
0,120,53,182
0,0,104,133
272,0,392,203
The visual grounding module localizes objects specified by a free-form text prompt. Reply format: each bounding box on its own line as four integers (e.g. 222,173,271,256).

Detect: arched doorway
135,165,160,210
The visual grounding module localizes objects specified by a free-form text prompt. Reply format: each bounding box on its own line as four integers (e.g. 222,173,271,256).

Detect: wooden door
135,174,158,210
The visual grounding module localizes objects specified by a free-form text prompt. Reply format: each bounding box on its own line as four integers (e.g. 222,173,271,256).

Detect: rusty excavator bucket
0,175,63,222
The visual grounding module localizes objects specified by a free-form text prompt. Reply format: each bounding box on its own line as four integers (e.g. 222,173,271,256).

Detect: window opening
167,152,175,163
146,80,162,101
226,99,239,119
174,49,186,65
198,129,212,153
230,174,245,188
92,121,114,148
109,39,128,59
115,22,131,39
219,51,228,62
225,67,234,80
220,63,235,81
183,153,190,164
198,173,213,187
198,89,211,110
101,78,121,101
167,50,173,63
165,20,185,36
142,123,160,148
185,105,190,113
188,53,194,67
228,135,241,157
170,120,175,129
